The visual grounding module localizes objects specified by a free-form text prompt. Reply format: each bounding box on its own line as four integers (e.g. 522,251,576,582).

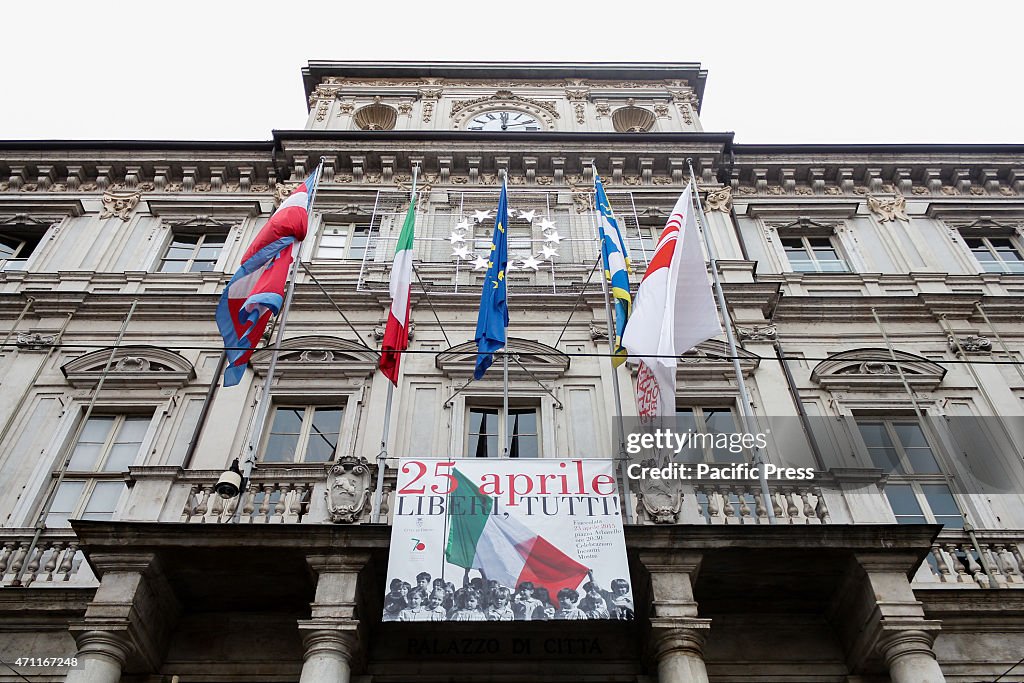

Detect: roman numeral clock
466,110,541,131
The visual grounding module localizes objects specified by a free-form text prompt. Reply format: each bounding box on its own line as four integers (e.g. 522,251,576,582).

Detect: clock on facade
467,110,541,132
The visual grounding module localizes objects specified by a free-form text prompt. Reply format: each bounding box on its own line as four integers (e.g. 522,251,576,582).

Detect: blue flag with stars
473,182,510,379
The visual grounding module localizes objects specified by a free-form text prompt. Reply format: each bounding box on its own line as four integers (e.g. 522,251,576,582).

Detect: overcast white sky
3,1,1021,144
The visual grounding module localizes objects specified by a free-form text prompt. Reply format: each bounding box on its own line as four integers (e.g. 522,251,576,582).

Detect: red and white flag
621,183,721,422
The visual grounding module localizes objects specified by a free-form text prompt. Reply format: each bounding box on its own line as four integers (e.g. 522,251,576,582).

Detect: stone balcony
5,464,1022,590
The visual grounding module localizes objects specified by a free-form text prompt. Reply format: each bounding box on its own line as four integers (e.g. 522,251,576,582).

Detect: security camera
215,459,243,499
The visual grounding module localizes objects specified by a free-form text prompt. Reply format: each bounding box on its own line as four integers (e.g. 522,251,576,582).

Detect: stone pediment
435,337,569,380
62,346,196,388
810,348,946,391
676,339,760,380
251,335,378,380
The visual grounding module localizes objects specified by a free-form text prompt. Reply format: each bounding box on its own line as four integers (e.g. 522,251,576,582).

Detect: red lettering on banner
636,361,660,424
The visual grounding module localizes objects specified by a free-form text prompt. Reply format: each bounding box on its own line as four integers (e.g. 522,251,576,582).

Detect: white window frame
157,231,228,273
465,401,541,459
779,234,850,273
316,222,374,261
962,234,1024,274
623,222,657,267
0,229,44,271
45,413,153,527
261,403,347,464
674,404,747,464
853,417,964,529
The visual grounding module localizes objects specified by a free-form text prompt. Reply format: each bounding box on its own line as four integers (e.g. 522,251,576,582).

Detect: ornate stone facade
0,61,1022,683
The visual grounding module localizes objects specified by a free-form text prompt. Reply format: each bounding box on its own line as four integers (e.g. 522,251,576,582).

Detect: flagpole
500,171,511,459
233,158,325,523
590,166,636,524
371,164,418,523
686,160,776,524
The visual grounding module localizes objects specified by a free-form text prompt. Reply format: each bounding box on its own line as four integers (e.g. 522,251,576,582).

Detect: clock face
467,110,541,132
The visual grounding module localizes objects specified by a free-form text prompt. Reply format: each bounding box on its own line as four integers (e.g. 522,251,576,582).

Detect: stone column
640,550,711,683
877,629,947,683
296,553,368,683
298,629,357,683
652,625,710,683
65,630,131,683
64,552,178,682
834,551,946,683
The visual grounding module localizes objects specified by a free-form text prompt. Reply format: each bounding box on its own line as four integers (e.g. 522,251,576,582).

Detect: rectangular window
45,414,151,527
855,418,964,529
780,236,849,273
263,405,344,463
0,230,43,271
467,404,539,458
675,406,744,464
159,232,226,273
963,236,1024,274
317,224,374,261
624,224,656,266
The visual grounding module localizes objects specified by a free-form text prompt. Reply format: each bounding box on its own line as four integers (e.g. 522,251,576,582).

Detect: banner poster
383,458,634,623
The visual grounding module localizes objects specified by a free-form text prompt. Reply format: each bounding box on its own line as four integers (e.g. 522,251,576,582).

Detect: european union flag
473,182,510,379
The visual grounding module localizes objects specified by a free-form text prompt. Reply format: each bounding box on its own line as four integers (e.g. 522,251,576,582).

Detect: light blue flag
595,173,632,366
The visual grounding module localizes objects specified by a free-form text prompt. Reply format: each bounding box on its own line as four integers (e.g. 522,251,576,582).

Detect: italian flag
379,201,416,385
445,469,590,593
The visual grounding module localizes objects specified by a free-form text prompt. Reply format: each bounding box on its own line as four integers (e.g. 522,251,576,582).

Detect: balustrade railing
181,477,316,524
689,483,831,525
0,529,95,587
920,530,1024,588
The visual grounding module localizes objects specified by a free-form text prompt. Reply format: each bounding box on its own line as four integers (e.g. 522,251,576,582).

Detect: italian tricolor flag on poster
379,200,416,385
445,468,590,593
383,459,633,623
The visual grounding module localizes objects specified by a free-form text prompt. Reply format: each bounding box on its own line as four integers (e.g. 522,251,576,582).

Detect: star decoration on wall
520,255,541,271
449,209,564,277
